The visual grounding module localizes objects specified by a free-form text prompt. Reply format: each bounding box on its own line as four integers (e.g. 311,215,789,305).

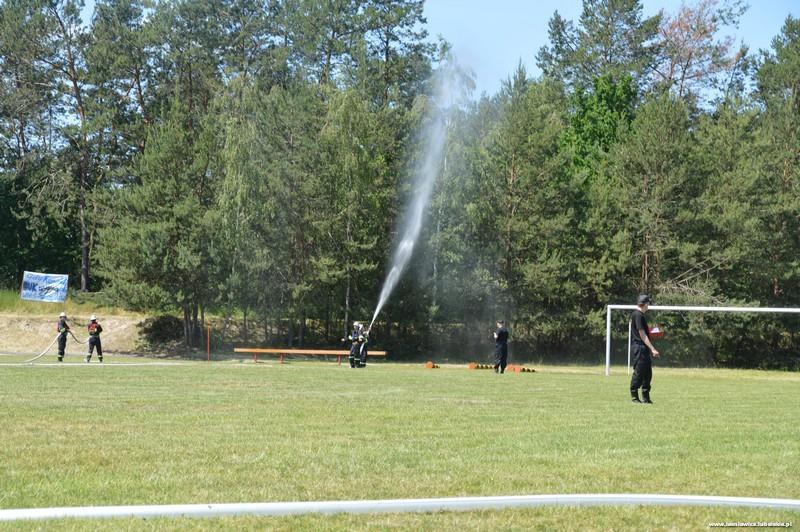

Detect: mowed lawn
0,358,798,530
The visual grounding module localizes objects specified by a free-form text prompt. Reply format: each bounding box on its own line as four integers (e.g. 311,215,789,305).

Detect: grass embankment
0,362,798,530
0,289,134,318
0,289,152,356
0,315,146,357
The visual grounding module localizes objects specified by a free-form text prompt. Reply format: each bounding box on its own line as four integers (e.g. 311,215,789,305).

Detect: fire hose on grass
23,331,88,364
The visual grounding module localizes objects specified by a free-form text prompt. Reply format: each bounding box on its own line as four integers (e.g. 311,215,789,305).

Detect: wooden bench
233,348,387,365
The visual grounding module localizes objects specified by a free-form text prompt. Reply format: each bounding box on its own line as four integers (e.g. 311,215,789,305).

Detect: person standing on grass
85,314,103,363
493,320,509,374
346,321,369,368
56,311,70,362
630,294,660,404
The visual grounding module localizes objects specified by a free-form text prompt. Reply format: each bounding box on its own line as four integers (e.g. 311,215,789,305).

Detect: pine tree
97,96,221,350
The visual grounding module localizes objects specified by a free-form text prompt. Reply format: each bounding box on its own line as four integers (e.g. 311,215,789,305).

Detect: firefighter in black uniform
630,294,660,403
347,321,369,368
56,311,70,362
85,314,103,363
493,320,509,373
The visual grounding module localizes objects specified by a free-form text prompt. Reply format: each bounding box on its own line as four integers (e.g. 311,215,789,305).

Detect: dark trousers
630,344,652,397
88,336,102,358
57,334,67,359
494,344,508,373
349,343,367,367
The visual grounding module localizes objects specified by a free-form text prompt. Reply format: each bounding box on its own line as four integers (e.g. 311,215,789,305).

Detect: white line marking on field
1,494,799,521
0,362,193,367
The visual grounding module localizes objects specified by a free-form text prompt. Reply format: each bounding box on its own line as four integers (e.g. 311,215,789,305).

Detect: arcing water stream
369,62,465,330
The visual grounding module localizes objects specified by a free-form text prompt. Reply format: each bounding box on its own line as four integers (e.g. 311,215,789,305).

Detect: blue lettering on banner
20,271,69,303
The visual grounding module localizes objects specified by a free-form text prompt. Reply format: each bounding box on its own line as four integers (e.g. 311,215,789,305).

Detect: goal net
604,304,800,375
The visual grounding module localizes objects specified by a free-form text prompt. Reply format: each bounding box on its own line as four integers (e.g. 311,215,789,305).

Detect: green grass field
0,358,798,530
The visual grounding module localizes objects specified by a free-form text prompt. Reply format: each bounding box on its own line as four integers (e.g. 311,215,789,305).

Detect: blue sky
79,0,797,97
422,0,799,97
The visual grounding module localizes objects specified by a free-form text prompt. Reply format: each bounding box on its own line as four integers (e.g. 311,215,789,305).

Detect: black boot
642,392,653,404
631,392,642,403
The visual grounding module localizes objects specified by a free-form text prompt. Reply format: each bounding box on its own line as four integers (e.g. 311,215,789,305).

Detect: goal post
605,304,800,376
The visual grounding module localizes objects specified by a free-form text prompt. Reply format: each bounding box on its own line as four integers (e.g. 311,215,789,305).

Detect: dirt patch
0,312,147,357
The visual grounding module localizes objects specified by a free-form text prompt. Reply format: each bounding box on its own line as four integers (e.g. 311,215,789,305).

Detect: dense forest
1,0,798,367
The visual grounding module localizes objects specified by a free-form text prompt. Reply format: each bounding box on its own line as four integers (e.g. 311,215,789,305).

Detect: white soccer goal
604,304,800,376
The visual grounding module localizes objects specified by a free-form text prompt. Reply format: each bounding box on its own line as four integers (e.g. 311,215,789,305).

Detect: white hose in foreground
22,334,60,364
1,494,799,521
23,331,89,364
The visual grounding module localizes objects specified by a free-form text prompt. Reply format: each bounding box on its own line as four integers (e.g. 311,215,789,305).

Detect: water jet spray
369,59,471,331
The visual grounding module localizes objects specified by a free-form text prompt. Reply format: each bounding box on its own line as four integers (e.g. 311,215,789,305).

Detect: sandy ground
0,313,144,357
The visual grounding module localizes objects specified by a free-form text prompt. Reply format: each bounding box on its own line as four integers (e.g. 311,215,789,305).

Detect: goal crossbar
605,304,800,376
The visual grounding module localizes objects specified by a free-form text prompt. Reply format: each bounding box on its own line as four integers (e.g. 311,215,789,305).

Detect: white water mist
369,60,470,330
